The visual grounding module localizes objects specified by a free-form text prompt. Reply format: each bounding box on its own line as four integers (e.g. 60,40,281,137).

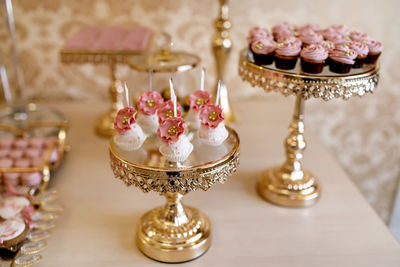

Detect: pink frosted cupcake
300,44,328,74
9,149,23,160
349,31,369,43
330,25,350,37
272,22,296,39
275,41,301,70
29,137,45,148
366,40,383,64
276,35,302,47
0,138,13,149
247,26,273,45
298,24,321,34
0,148,9,158
250,38,277,65
13,139,28,149
299,30,323,47
328,45,357,73
347,41,369,68
3,173,20,186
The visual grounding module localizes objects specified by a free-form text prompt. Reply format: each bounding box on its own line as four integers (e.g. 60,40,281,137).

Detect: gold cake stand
109,126,239,262
239,48,379,207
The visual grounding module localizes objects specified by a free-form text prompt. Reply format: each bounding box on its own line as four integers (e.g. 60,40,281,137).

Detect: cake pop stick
124,82,130,107
200,67,205,91
169,78,177,117
149,71,153,91
215,80,222,106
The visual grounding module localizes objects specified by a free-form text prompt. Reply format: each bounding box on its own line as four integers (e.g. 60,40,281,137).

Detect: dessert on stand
109,79,239,263
239,23,380,207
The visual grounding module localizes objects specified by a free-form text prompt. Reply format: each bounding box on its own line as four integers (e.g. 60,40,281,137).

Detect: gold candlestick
212,0,235,122
239,48,380,207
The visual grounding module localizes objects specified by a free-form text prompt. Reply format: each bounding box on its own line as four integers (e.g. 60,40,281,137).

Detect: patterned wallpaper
1,0,400,222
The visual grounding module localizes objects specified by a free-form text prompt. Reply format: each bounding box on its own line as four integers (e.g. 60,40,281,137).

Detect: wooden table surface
39,98,400,266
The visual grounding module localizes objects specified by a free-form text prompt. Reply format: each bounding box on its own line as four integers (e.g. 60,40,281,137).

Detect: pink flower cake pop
197,81,228,146
186,68,212,130
157,79,193,162
113,106,146,151
136,73,165,135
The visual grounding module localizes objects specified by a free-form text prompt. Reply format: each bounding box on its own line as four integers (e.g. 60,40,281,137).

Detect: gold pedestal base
137,206,211,263
95,109,117,137
258,166,321,207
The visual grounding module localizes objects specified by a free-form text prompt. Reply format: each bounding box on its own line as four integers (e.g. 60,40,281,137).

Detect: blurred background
0,0,399,226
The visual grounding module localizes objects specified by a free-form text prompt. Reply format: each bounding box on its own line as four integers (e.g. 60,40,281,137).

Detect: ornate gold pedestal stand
239,49,379,207
110,127,239,262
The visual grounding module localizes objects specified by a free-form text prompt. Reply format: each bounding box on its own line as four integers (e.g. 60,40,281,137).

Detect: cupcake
276,35,302,47
272,22,296,39
299,30,323,47
349,30,369,43
328,45,357,74
247,26,273,46
300,44,328,74
250,38,277,65
274,40,301,70
330,24,350,37
136,91,164,135
198,104,228,146
113,107,146,151
298,24,321,33
158,117,193,162
186,90,212,130
347,41,369,68
366,40,383,64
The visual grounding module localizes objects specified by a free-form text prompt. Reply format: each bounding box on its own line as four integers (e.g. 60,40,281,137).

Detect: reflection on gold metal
109,127,240,262
239,48,380,207
212,0,235,122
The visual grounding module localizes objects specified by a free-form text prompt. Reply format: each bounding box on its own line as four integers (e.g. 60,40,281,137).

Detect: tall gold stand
212,0,235,122
110,127,239,262
239,48,380,207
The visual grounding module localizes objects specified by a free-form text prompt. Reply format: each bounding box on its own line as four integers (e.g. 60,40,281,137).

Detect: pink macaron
24,148,42,158
0,149,10,158
13,139,29,149
14,158,31,168
0,158,13,168
3,173,20,186
0,138,14,149
21,172,42,187
29,137,45,148
31,155,45,168
44,137,58,148
9,149,24,159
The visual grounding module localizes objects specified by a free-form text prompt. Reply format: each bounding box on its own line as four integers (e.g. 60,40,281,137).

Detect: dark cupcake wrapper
275,55,298,70
329,60,353,74
300,59,325,74
366,53,381,64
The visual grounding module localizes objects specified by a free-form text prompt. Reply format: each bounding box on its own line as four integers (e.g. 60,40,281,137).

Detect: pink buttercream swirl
300,44,328,62
276,35,302,47
157,100,182,124
251,38,277,55
299,30,323,45
326,34,350,45
298,24,321,34
114,107,137,135
272,22,296,36
349,31,370,42
157,117,185,145
329,45,357,65
247,27,273,44
322,27,339,40
188,90,212,111
366,40,383,53
199,104,224,129
318,40,335,51
347,41,369,57
136,91,164,115
276,41,301,57
330,25,350,36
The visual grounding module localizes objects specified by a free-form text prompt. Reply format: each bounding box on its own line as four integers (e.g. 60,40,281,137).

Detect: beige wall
1,0,400,222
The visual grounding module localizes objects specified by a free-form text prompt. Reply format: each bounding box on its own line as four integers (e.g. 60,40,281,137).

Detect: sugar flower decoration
136,91,164,115
188,90,212,111
157,117,185,145
199,104,224,129
114,107,137,135
157,100,182,124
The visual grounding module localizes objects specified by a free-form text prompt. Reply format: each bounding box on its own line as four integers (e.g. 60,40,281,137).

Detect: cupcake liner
300,59,324,74
275,55,298,70
329,60,353,74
